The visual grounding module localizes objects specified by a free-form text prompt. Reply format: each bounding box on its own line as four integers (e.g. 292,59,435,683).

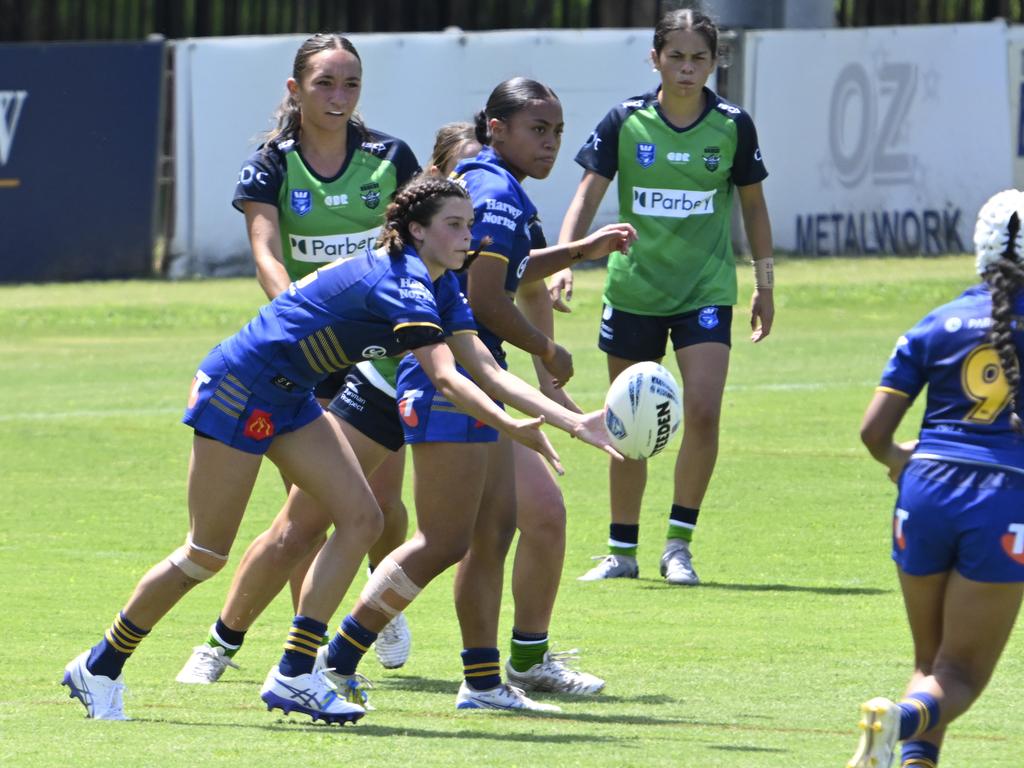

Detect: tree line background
2,0,1024,42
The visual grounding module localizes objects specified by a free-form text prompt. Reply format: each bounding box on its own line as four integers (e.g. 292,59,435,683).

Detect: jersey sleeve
731,111,768,187
528,219,548,250
232,146,285,212
466,171,524,262
878,316,933,401
435,272,478,336
389,139,421,187
574,104,627,180
365,268,445,341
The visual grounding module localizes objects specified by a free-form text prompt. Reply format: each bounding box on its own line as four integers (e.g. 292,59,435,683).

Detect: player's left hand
886,439,918,483
571,408,625,461
577,223,638,263
750,288,774,342
505,415,565,475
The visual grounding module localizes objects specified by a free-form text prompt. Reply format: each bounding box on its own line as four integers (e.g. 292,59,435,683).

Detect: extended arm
243,201,292,300
738,182,775,342
547,170,614,311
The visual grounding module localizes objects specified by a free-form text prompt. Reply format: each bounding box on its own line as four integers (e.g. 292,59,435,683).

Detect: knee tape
359,557,422,618
167,536,228,581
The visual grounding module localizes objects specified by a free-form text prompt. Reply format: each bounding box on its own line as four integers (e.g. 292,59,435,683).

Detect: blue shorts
395,354,500,445
599,304,732,360
893,458,1024,583
182,346,324,455
327,366,404,452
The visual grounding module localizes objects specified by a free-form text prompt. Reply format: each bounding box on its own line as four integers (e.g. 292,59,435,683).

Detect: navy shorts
327,366,404,452
598,304,732,361
182,346,324,455
893,458,1024,583
395,354,500,445
314,369,350,401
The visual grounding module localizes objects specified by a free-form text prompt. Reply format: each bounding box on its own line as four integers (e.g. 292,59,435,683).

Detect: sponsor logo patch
1002,523,1024,565
698,307,719,330
702,146,721,172
398,389,423,427
243,409,276,440
291,189,312,216
635,142,656,168
360,181,381,209
271,375,296,391
894,508,909,551
632,187,714,219
288,228,379,262
187,369,212,409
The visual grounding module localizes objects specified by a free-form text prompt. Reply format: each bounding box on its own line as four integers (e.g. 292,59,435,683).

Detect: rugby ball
603,362,682,460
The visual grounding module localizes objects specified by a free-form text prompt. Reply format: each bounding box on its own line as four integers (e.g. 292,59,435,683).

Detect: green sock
509,630,548,672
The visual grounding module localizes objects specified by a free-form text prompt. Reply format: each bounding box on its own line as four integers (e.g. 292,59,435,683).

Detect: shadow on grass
636,580,890,596
378,678,678,709
129,716,624,742
710,744,788,753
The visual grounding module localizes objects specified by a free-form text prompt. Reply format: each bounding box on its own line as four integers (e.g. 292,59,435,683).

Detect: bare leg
510,442,564,634
350,442,487,631
122,436,261,629
267,416,384,625
222,417,391,631
367,447,409,567
671,342,729,510
455,437,517,649
607,354,652,526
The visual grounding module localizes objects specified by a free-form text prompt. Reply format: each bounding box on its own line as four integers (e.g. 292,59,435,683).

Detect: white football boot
455,681,561,712
314,645,375,710
62,651,129,720
660,540,699,585
847,697,900,768
373,612,411,669
260,664,365,725
505,649,605,695
577,554,639,581
175,644,240,684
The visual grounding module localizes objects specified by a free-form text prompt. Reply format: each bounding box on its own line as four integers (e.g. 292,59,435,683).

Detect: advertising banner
0,41,164,282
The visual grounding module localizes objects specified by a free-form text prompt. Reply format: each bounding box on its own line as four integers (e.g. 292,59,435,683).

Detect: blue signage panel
0,41,164,282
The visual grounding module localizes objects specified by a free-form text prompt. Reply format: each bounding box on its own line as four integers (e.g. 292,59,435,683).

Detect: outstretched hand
576,223,638,263
572,408,624,462
505,415,564,475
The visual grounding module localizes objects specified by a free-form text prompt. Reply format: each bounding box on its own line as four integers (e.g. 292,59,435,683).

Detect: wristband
753,257,774,290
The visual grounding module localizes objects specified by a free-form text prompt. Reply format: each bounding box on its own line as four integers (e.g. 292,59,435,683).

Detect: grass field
1,257,1021,767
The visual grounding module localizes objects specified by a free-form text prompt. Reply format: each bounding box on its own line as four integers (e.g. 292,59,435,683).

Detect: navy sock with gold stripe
462,647,501,691
326,615,377,676
898,693,941,740
900,739,940,767
278,615,327,678
87,612,150,678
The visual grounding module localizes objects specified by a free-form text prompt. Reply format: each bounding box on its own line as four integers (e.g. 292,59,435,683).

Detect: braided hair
376,176,470,257
975,189,1024,434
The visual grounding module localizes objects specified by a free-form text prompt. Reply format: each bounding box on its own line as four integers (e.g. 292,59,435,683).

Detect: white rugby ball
603,362,682,460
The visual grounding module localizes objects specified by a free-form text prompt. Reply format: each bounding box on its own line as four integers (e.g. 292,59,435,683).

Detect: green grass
1,258,1021,767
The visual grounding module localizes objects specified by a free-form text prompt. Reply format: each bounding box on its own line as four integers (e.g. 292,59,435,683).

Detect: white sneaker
847,697,900,768
62,651,129,720
260,665,365,725
660,540,699,585
314,645,375,710
455,681,561,712
577,554,639,581
175,644,240,684
373,612,411,669
505,649,605,695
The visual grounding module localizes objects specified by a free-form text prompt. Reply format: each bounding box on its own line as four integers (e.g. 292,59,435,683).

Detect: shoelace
196,647,240,673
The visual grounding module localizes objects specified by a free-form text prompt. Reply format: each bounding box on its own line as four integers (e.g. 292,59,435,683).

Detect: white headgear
974,189,1024,275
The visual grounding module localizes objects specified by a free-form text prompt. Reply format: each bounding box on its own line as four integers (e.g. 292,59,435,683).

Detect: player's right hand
540,342,574,387
549,268,574,313
506,416,564,475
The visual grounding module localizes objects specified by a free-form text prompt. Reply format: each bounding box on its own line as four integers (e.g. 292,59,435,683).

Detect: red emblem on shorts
893,508,909,551
187,369,211,410
1001,524,1024,565
243,409,276,440
397,389,422,428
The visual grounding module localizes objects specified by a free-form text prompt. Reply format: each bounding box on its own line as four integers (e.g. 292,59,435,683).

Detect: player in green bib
558,9,776,586
176,34,419,684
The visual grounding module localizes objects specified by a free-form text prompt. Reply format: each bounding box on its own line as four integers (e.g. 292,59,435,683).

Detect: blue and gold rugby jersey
453,146,539,354
880,284,1024,471
219,246,476,396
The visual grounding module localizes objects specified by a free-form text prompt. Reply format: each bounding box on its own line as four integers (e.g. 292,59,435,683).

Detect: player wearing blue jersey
849,190,1024,768
176,34,421,684
61,176,618,724
559,9,775,587
317,79,637,712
